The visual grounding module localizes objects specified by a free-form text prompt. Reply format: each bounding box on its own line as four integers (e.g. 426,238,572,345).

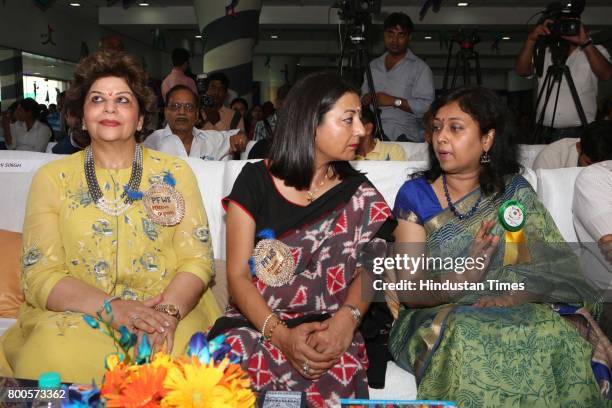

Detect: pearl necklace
84,144,143,217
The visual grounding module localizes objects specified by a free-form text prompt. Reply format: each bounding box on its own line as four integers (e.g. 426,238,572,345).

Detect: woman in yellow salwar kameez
0,51,220,384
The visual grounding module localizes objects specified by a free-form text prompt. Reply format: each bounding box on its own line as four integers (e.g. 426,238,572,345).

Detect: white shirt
532,138,580,170
144,125,238,161
536,45,611,128
8,120,52,152
573,160,612,292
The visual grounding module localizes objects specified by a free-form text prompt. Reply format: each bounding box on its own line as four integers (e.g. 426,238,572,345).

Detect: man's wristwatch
580,37,593,50
393,98,403,108
154,304,181,321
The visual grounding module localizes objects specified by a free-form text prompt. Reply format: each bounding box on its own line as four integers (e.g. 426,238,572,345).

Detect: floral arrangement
64,304,256,407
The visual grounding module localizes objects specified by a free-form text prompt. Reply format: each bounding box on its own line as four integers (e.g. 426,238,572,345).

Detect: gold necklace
306,166,334,203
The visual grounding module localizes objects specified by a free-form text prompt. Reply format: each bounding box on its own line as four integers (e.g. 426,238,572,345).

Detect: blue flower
187,332,210,364
119,326,136,349
83,314,100,329
136,334,152,364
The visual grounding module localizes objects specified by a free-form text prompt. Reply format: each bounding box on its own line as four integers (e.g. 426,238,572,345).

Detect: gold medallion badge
143,183,185,226
252,239,295,287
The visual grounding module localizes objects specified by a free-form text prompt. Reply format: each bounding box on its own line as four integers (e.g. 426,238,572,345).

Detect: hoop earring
480,151,491,165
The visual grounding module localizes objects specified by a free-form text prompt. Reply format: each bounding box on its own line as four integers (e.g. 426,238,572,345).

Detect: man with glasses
361,12,434,142
145,85,247,160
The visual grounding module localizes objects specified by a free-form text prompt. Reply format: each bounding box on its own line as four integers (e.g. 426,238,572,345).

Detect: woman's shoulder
235,160,268,183
398,175,430,196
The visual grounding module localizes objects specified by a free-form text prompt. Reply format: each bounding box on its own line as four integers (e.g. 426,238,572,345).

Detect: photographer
515,8,612,143
199,72,245,133
361,12,434,142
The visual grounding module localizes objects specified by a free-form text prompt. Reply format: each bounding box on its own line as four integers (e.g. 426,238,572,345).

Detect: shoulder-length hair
424,86,521,196
268,72,361,190
66,50,155,146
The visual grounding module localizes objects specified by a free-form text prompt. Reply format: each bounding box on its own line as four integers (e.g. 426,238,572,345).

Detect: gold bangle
261,313,275,339
266,317,286,341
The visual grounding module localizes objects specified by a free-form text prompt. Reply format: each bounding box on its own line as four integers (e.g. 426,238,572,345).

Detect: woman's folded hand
109,294,174,335
273,322,337,380
307,308,355,362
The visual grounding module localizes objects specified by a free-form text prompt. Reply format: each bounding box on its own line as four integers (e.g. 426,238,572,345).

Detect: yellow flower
162,359,254,408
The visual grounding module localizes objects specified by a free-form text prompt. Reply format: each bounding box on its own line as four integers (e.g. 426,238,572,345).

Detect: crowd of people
0,10,611,408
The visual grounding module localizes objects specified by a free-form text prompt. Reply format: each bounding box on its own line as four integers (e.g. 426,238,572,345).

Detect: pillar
0,49,24,110
193,0,262,103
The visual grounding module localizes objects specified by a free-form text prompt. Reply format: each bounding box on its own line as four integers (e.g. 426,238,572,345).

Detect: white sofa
0,150,580,399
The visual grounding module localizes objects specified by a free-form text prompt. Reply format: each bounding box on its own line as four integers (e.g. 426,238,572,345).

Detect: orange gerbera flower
104,364,168,408
101,360,129,396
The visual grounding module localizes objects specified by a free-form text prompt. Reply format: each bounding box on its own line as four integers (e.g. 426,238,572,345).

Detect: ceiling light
138,2,149,5
33,72,41,75
270,35,279,39
457,2,469,6
195,35,202,39
502,36,511,40
69,2,80,6
424,36,432,40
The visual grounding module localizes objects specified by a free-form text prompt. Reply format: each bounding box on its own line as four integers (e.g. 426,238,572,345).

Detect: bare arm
515,20,553,77
582,44,612,81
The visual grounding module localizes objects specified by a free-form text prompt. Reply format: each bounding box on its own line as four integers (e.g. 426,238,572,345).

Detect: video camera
538,0,585,37
533,0,586,76
195,74,216,109
332,0,381,23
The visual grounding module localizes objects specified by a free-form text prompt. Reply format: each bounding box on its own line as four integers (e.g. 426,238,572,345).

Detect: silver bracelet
341,304,362,325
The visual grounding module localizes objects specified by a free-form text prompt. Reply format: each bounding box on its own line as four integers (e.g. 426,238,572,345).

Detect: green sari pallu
388,175,609,407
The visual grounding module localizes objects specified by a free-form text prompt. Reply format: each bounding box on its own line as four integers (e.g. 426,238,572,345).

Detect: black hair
230,97,248,111
268,72,362,190
384,12,414,34
207,72,229,90
580,120,612,162
424,86,521,196
361,107,375,124
18,98,41,118
165,84,199,106
171,48,191,67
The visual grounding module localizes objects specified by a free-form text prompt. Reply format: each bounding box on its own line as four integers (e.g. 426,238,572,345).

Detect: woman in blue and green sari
388,86,610,407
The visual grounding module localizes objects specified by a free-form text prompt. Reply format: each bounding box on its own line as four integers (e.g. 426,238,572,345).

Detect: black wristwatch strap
580,38,593,50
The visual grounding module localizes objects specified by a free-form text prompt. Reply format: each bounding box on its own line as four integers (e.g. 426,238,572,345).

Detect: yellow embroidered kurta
0,148,221,383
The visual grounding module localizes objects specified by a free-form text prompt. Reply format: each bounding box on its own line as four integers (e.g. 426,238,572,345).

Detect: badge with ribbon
141,172,185,226
498,200,531,266
249,229,295,287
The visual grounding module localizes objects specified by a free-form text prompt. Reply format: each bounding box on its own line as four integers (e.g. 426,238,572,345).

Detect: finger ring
302,361,310,374
130,315,141,324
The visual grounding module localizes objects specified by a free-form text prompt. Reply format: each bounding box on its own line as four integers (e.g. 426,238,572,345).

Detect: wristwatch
580,37,593,50
393,98,403,108
154,303,181,321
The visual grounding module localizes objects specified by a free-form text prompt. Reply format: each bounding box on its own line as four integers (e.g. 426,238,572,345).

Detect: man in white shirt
533,120,612,170
145,85,246,160
2,99,52,152
573,160,612,300
516,18,612,143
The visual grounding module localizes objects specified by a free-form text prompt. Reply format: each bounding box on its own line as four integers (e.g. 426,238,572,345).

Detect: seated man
145,85,246,160
355,108,406,161
573,159,612,293
533,120,612,170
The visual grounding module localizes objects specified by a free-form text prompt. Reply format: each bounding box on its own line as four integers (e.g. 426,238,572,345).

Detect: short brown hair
66,50,155,145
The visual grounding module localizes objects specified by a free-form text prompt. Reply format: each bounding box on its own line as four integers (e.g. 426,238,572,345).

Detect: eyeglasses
166,102,196,112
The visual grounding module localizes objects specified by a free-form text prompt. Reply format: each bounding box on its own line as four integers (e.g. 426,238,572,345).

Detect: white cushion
368,361,417,399
518,144,546,169
536,167,582,242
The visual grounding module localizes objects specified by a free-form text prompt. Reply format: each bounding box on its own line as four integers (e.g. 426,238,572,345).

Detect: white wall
0,2,164,79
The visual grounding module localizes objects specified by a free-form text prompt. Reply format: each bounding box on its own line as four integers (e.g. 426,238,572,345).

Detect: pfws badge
498,200,530,265
143,183,185,226
250,229,296,287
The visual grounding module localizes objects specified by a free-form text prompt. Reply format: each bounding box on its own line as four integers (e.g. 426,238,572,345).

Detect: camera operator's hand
527,19,553,43
561,23,590,46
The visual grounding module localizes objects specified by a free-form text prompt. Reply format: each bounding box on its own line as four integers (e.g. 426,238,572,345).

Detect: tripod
443,40,482,90
532,60,587,144
338,22,386,141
